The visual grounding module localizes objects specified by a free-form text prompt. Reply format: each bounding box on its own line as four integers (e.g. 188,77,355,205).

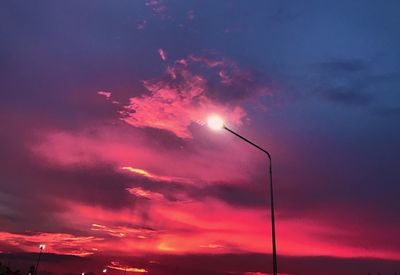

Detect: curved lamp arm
223,125,277,275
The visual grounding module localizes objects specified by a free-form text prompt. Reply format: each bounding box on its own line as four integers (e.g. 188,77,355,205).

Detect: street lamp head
39,244,45,250
103,269,107,273
207,115,225,131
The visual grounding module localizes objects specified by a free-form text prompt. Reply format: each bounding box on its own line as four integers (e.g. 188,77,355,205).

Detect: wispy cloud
121,166,194,184
158,48,167,61
126,187,165,201
91,223,156,239
107,261,148,273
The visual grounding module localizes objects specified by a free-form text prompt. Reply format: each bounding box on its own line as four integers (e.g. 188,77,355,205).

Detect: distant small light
39,244,45,250
82,273,85,275
207,115,224,130
103,269,107,273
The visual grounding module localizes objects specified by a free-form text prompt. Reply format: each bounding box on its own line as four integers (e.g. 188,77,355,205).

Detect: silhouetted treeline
368,273,399,275
0,261,23,275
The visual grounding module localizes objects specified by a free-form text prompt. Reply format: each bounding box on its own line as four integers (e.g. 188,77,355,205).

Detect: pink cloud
187,9,195,20
116,55,248,139
187,55,225,68
30,123,260,183
97,91,112,100
136,20,147,30
145,0,166,15
93,53,272,140
158,48,167,61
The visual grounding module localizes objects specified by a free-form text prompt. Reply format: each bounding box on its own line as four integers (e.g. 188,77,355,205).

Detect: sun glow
207,115,225,130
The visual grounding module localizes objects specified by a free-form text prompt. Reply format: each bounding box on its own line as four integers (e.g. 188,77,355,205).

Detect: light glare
207,115,224,130
39,244,45,250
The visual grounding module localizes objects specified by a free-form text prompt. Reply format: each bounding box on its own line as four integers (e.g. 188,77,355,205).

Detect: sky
1,1,400,274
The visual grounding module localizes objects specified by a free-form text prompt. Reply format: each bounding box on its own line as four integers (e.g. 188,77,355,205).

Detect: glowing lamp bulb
39,244,45,250
207,115,224,130
103,269,107,273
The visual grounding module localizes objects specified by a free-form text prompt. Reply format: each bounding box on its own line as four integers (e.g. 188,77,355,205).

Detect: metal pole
223,126,278,275
34,247,43,275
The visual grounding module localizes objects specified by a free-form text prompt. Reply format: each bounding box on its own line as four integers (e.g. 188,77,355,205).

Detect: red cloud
3,195,400,260
0,231,102,256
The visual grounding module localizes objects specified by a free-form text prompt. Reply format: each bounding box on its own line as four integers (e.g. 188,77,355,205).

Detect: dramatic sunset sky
1,1,400,274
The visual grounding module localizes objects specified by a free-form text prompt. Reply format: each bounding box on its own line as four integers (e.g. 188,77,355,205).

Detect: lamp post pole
223,125,278,275
34,244,45,275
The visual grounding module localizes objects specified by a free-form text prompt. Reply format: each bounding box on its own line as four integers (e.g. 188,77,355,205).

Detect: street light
207,115,278,275
103,268,107,273
34,244,45,275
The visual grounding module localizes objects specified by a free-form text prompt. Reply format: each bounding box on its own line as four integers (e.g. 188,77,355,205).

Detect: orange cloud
126,187,164,201
107,261,148,273
121,166,193,184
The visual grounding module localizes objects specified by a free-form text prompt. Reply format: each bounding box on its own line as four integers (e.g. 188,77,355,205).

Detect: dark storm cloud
313,59,369,73
308,58,374,106
202,183,266,208
375,106,400,117
321,86,373,105
145,253,400,275
37,165,135,209
0,116,64,233
0,116,136,234
183,53,271,103
123,170,267,209
306,58,399,107
0,123,134,210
